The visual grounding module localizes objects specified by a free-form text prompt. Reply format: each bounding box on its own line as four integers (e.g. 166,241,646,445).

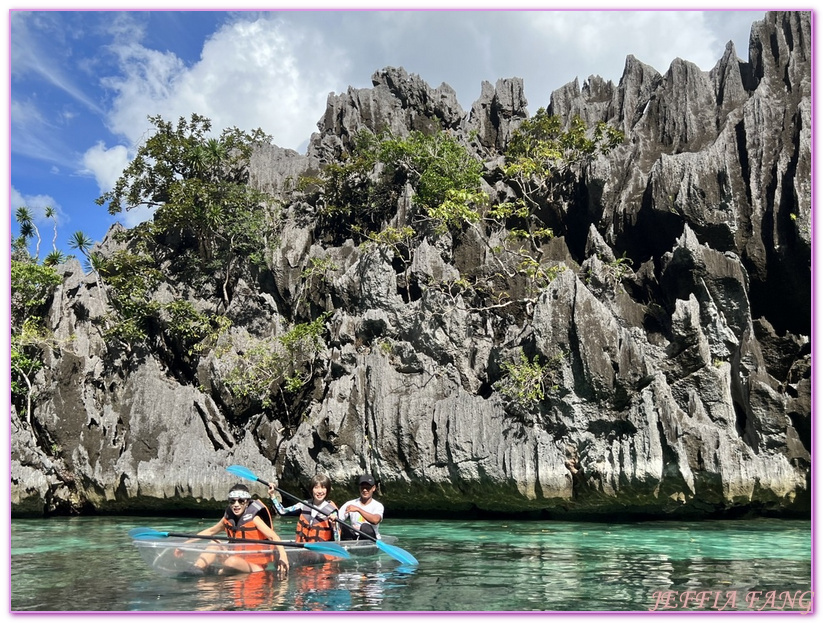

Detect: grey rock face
309,66,465,163
463,77,529,154
11,11,810,518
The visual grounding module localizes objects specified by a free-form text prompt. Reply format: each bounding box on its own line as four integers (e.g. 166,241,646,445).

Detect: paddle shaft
158,531,314,548
254,476,381,544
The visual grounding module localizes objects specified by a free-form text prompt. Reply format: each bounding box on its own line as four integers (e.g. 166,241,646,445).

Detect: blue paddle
226,464,419,566
128,527,351,559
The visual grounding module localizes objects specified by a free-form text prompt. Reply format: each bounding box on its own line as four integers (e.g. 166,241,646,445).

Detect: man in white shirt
338,474,384,540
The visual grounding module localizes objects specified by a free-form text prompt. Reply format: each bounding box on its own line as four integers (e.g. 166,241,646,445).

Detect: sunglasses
228,498,248,504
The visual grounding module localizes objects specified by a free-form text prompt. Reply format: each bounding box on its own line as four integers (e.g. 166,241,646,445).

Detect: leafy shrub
494,349,564,420
223,313,330,412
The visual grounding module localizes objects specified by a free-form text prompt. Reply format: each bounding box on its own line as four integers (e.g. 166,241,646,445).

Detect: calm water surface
10,516,811,612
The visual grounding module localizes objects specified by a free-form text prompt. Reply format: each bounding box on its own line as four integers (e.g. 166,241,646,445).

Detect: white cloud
10,98,72,166
102,15,346,151
593,11,723,72
527,11,722,84
120,205,157,228
11,12,105,115
81,142,155,228
10,187,66,227
10,97,46,127
81,141,131,194
100,43,190,143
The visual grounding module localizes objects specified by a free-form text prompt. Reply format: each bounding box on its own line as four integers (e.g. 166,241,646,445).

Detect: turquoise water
10,516,812,612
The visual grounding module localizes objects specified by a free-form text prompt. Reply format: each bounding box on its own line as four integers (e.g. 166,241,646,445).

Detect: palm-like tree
68,231,108,304
44,206,58,254
68,231,98,274
205,138,228,180
68,231,94,257
206,139,230,204
184,143,209,179
15,205,32,225
43,250,66,267
17,221,34,242
15,206,41,261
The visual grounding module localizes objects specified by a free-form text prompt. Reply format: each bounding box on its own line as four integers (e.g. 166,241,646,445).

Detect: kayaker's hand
276,558,289,579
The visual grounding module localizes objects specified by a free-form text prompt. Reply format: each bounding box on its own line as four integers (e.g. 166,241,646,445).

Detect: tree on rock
96,113,278,310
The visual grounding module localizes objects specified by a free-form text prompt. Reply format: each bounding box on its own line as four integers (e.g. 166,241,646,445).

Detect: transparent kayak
132,536,398,577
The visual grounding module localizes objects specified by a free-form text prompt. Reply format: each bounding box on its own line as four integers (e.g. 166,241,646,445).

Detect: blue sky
8,6,766,260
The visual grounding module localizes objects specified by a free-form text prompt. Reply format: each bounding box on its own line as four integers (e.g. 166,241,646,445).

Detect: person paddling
269,473,341,542
186,483,290,577
337,474,384,540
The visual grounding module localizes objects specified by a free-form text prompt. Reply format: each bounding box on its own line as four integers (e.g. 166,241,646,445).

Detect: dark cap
358,474,376,486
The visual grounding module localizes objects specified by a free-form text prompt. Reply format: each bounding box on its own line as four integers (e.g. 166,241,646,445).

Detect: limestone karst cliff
11,11,810,518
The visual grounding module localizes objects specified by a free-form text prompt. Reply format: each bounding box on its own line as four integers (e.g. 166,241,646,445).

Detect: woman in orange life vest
269,473,341,542
186,483,290,578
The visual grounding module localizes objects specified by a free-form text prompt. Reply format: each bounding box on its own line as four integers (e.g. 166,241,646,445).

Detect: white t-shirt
339,497,384,538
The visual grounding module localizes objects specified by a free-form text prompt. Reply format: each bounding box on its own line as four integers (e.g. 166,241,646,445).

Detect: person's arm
268,485,301,516
180,519,224,565
365,505,383,525
328,502,341,541
347,505,382,525
253,516,289,576
196,520,225,537
271,498,302,516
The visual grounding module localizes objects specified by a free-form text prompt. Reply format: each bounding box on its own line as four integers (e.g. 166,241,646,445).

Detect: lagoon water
10,516,811,613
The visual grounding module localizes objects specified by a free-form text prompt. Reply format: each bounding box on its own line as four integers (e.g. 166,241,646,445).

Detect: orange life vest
222,499,275,567
222,499,273,539
295,501,338,542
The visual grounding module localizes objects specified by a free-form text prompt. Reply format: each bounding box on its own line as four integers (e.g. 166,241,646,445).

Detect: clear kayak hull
132,536,398,577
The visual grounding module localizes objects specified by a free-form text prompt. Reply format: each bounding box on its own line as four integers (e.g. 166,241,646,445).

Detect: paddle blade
226,465,260,483
129,528,169,540
376,540,419,566
303,542,352,559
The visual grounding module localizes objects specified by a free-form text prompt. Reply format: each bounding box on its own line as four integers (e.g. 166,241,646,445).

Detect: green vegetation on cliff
11,109,623,428
97,114,278,309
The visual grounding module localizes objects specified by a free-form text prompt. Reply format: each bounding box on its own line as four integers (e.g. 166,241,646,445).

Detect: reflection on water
11,516,811,612
291,562,351,611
